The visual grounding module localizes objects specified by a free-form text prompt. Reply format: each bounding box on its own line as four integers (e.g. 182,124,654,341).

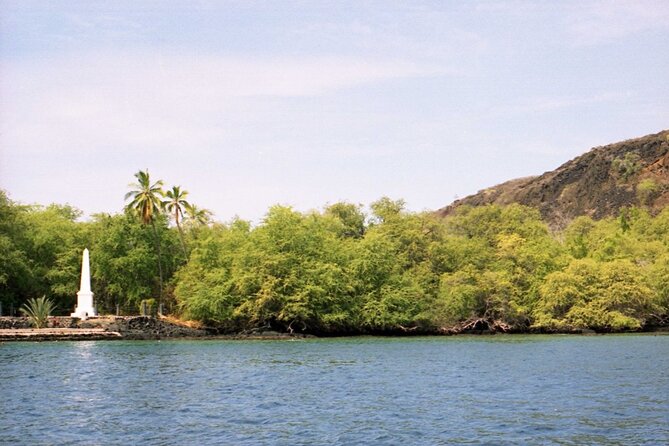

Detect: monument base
71,291,97,320
70,309,98,320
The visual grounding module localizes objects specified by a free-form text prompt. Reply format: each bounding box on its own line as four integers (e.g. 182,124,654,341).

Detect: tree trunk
151,219,164,314
175,212,188,258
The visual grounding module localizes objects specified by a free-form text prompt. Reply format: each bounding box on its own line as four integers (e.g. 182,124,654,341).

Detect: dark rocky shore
1,316,665,342
0,316,203,341
0,316,314,341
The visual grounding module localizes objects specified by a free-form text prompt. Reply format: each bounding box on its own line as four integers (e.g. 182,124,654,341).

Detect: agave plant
20,296,55,328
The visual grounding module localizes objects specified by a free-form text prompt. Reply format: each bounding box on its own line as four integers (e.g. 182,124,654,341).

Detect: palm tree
124,169,165,312
164,185,190,257
184,203,213,227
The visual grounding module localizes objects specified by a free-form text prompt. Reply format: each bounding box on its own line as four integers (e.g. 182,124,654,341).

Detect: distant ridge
437,130,669,228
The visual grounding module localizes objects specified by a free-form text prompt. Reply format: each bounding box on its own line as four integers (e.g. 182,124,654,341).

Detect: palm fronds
20,296,55,328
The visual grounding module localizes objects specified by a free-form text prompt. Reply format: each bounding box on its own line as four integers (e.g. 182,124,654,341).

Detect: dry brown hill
436,130,669,228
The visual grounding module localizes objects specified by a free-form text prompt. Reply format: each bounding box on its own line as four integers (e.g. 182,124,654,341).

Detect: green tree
0,191,34,312
239,206,355,333
184,203,213,228
369,197,405,224
21,204,88,313
534,259,656,331
164,185,191,257
637,178,662,206
353,210,445,331
124,170,166,311
174,222,251,327
611,152,641,182
325,202,366,238
563,216,596,259
644,254,669,324
89,213,158,314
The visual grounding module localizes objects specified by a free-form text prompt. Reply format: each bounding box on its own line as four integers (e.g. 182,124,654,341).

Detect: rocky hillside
437,130,669,227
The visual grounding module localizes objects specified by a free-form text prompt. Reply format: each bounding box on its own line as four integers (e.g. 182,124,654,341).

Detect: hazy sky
1,1,668,223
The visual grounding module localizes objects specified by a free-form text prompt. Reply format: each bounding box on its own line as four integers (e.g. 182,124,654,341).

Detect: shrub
139,298,156,316
20,296,55,328
637,178,662,205
611,152,641,182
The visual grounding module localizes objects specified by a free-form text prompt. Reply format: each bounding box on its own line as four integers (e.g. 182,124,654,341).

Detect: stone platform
0,328,122,341
0,316,210,341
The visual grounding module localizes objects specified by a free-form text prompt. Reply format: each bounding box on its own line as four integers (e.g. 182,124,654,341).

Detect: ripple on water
0,335,668,445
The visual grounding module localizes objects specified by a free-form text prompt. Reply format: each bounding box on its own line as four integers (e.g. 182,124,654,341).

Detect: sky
1,1,668,223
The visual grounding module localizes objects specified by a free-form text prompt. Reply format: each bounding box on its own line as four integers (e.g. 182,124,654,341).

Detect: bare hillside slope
437,130,669,227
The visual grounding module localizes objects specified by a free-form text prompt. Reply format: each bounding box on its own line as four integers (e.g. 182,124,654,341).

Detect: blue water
1,335,668,445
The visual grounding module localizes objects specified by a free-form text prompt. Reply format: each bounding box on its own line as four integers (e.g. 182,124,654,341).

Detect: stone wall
102,316,210,339
0,317,80,329
0,316,210,339
0,317,31,329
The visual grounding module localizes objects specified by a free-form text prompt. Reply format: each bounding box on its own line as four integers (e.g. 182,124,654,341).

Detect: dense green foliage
1,185,668,333
0,177,200,315
174,200,669,334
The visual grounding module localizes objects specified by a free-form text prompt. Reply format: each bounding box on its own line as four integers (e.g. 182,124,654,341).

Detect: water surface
1,335,668,445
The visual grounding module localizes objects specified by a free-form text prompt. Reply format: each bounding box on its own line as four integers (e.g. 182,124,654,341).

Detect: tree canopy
1,184,668,334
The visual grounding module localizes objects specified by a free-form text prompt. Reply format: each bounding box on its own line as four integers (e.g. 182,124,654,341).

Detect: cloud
17,51,434,97
564,0,669,46
0,51,442,155
474,0,669,47
503,91,634,114
292,9,488,65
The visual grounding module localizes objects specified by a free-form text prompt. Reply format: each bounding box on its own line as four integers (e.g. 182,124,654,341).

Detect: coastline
0,316,314,342
0,316,667,342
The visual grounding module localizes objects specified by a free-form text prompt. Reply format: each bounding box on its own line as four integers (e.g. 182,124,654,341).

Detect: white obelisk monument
71,248,97,319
